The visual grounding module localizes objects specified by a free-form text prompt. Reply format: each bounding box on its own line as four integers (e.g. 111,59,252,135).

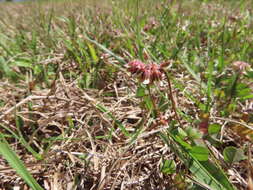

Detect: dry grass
0,0,253,189
0,66,176,189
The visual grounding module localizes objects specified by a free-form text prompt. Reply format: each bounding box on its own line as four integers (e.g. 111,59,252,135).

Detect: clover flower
127,60,146,74
127,60,163,84
232,61,250,73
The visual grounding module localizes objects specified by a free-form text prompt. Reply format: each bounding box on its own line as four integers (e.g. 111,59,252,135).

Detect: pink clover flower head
149,63,162,83
232,61,250,72
127,60,146,74
127,60,163,84
142,65,152,84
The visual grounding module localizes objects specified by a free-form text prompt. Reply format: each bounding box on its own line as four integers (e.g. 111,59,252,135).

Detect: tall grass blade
0,133,43,190
96,104,130,137
160,131,236,190
84,35,127,66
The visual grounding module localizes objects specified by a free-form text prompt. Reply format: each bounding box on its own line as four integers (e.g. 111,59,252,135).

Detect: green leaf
158,95,169,112
0,57,21,82
223,146,247,164
236,83,252,98
189,146,209,161
0,99,4,107
190,160,235,190
178,127,187,138
161,132,236,190
96,104,130,137
0,134,43,190
0,122,42,160
246,71,253,78
242,94,253,100
208,123,221,135
160,159,176,174
204,135,222,147
207,61,214,102
136,85,146,97
87,43,99,64
226,74,239,98
180,55,206,89
13,60,33,68
143,96,153,111
186,126,202,140
174,135,192,150
84,35,126,66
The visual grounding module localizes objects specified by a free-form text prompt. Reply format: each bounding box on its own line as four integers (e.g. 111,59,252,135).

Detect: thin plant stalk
147,84,159,117
163,69,181,125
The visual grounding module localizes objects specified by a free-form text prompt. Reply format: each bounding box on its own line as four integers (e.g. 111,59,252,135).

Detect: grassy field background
0,0,253,189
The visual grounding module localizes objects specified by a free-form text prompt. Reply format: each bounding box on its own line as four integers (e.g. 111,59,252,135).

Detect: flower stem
147,84,159,118
163,70,181,126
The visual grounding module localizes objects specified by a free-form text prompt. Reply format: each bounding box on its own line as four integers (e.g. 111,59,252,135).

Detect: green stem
147,84,159,117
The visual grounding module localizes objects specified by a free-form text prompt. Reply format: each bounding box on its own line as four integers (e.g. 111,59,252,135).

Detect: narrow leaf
189,146,209,161
0,134,43,190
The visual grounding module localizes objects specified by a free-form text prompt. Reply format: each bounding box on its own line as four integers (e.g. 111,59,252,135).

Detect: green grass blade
0,123,42,160
206,61,214,112
0,133,43,190
84,35,127,66
160,131,236,190
96,104,130,137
